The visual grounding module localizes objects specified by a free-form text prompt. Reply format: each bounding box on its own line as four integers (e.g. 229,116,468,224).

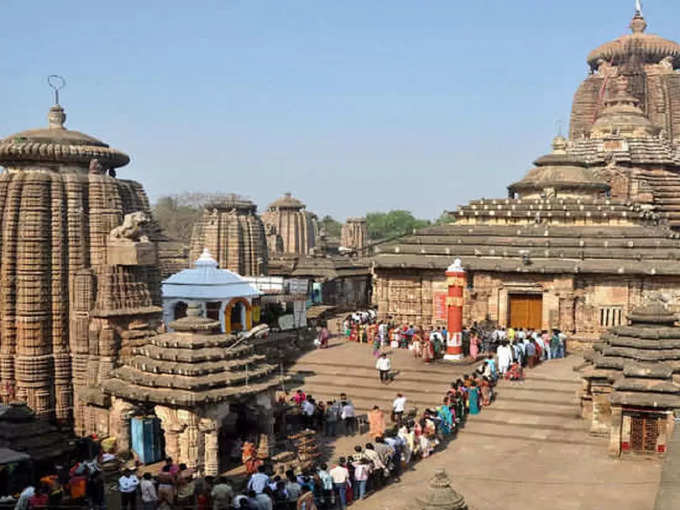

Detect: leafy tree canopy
366,210,431,241
319,215,342,238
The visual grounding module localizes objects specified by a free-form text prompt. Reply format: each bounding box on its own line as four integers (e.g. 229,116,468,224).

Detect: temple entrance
508,294,542,330
130,413,165,464
217,403,267,470
630,413,660,453
230,302,245,332
174,301,188,320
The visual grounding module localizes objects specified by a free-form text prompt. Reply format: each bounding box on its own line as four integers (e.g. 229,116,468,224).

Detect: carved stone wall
0,170,158,421
571,63,680,143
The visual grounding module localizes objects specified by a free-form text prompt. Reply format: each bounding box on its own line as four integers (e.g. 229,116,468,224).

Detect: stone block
107,241,157,266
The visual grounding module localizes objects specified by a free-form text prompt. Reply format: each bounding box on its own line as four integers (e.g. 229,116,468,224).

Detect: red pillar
444,259,465,361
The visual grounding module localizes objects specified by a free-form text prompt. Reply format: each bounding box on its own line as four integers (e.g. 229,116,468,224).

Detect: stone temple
189,196,268,277
0,102,162,434
261,193,318,256
373,7,680,348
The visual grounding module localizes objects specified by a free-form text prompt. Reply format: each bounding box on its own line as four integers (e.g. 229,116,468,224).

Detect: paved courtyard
290,338,661,510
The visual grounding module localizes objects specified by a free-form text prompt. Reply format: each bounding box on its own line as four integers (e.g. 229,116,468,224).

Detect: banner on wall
433,292,447,320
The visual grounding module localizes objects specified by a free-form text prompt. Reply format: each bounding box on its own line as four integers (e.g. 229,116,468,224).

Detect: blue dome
162,249,260,300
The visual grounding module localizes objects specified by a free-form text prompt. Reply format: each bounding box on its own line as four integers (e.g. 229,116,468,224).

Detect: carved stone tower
341,217,368,252
189,197,268,276
0,101,161,432
261,193,317,255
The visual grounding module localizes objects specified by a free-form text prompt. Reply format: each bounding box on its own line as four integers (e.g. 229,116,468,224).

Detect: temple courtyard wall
374,268,680,348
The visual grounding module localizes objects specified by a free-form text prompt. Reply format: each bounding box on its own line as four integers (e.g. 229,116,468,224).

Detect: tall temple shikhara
372,5,680,345
0,100,162,433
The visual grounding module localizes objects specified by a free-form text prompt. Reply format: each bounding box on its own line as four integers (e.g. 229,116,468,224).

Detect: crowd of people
343,314,449,363
9,314,568,510
343,312,568,370
235,373,497,509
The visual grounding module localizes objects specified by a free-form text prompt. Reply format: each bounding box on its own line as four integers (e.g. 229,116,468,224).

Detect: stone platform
287,338,662,510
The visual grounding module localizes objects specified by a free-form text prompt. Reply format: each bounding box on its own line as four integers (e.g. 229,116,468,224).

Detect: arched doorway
225,298,252,333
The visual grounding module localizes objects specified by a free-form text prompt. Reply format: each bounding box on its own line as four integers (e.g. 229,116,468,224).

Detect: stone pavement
288,338,661,510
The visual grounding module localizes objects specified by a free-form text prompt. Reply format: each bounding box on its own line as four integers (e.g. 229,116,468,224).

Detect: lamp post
444,259,465,361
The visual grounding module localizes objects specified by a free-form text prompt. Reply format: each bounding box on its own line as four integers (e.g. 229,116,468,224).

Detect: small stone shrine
162,249,260,333
189,196,268,277
415,469,469,510
103,303,287,475
580,302,680,456
262,193,318,255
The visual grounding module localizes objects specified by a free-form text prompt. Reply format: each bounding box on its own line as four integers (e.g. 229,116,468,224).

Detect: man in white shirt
329,458,351,509
301,397,316,430
247,465,270,495
118,469,140,510
341,401,356,435
392,393,407,426
376,353,391,384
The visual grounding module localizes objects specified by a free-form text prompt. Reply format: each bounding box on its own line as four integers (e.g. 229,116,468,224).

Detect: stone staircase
287,358,473,414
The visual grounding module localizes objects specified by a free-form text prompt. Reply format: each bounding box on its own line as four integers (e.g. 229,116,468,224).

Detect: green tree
319,215,342,237
153,196,202,243
366,210,431,240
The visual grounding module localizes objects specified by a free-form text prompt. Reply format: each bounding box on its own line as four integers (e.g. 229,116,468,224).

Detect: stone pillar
109,398,136,454
155,405,182,463
444,259,465,361
608,405,623,457
201,418,219,476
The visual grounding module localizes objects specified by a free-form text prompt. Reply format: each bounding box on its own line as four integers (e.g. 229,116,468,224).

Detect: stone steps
290,362,466,385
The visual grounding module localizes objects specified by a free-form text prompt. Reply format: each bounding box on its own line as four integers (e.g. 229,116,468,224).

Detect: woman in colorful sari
480,376,491,406
368,406,386,439
422,338,434,363
469,332,479,359
411,332,422,358
437,398,453,436
468,381,480,415
241,440,260,474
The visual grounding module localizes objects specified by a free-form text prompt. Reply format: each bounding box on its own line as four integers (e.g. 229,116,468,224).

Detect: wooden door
630,415,659,452
509,294,543,330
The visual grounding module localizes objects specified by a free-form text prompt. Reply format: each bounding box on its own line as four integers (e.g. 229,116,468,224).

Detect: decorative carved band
446,296,464,307
447,277,466,288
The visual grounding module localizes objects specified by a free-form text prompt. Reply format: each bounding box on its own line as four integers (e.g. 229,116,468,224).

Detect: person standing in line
375,354,391,384
341,401,356,436
351,459,370,502
368,405,386,439
86,472,105,510
329,458,351,510
210,477,233,510
118,469,140,510
296,486,316,510
392,393,407,426
140,473,158,510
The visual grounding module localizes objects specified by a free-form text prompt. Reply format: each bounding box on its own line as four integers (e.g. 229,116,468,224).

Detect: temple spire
635,0,643,17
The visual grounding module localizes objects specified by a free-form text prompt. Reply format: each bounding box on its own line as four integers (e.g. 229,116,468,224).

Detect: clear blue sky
1,0,678,221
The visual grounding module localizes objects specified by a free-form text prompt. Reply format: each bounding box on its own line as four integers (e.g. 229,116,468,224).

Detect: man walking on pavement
376,353,391,384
